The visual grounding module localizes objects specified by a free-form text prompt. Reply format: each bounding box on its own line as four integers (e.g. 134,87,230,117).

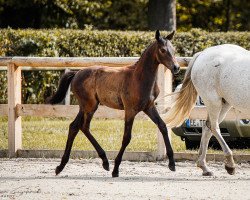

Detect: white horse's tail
164,52,201,128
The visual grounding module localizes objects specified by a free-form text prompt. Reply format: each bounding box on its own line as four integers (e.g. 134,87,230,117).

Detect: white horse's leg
216,102,235,175
197,119,213,176
207,101,235,175
197,102,233,176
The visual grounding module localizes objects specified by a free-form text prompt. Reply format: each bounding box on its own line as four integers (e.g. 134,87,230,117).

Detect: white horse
165,44,250,176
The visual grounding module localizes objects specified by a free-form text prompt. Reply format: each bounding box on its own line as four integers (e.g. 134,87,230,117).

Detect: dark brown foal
47,30,180,177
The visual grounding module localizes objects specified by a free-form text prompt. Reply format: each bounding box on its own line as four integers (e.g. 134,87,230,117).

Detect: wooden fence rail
0,56,248,159
0,56,190,67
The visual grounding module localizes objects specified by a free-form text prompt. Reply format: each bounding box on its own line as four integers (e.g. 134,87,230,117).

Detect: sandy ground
0,158,249,200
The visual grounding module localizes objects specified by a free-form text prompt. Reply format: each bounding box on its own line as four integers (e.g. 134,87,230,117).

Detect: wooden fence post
7,63,22,157
156,65,172,160
64,68,71,105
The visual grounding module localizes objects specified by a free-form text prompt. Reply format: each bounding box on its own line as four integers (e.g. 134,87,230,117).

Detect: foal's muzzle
172,64,180,75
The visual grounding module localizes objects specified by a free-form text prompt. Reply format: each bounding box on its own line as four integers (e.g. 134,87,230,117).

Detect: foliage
0,70,7,104
0,0,250,31
0,0,148,30
176,0,250,31
0,29,250,104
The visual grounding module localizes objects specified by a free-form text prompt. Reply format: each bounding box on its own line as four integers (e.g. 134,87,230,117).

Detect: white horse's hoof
202,171,214,176
225,165,235,175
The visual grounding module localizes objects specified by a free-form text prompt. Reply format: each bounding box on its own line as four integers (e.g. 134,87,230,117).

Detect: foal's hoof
112,171,119,178
225,165,235,175
102,161,110,171
169,163,176,172
55,166,63,175
202,171,214,176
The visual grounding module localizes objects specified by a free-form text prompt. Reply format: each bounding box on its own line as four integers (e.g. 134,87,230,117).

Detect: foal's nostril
173,65,180,74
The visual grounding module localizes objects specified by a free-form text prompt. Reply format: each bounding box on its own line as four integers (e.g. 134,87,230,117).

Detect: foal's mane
131,41,156,68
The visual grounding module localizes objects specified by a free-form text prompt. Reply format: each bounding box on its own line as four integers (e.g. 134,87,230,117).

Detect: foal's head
155,30,180,74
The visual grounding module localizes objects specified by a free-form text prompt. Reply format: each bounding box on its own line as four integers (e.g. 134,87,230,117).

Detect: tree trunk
148,0,176,31
225,0,231,31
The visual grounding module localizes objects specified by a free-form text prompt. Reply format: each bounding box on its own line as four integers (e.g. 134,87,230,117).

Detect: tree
176,0,250,32
0,0,249,31
148,0,176,31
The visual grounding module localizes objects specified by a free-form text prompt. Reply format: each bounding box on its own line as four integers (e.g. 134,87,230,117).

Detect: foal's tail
164,53,201,128
46,71,77,104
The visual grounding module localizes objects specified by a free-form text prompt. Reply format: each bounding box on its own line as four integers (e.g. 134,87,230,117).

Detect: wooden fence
0,56,249,160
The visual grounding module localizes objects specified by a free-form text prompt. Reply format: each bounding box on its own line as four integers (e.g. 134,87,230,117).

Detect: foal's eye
160,48,167,54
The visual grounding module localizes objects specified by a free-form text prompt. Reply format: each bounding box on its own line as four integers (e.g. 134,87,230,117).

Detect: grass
0,117,249,154
0,117,160,151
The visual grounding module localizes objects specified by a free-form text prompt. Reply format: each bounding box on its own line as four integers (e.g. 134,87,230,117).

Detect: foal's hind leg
80,112,109,171
144,106,175,171
56,111,83,175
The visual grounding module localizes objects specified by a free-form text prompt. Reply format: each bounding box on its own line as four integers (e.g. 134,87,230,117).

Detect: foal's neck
134,43,159,81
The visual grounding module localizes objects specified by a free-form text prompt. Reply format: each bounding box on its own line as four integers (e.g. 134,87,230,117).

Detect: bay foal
47,30,180,177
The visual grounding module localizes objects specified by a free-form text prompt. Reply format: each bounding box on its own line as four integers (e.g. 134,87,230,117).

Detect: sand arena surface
0,158,249,200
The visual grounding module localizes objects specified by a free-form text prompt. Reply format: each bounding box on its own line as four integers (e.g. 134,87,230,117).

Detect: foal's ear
166,30,175,40
155,30,160,42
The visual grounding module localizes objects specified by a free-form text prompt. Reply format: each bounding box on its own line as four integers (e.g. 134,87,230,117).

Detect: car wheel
185,138,200,150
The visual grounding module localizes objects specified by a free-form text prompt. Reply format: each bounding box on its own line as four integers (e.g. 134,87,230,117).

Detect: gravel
0,158,249,200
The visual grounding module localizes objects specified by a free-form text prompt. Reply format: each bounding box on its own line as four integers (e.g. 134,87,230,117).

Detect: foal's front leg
144,106,176,171
112,111,135,177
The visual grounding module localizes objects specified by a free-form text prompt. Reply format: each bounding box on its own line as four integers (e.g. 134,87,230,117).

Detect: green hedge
1,29,250,57
0,29,249,104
